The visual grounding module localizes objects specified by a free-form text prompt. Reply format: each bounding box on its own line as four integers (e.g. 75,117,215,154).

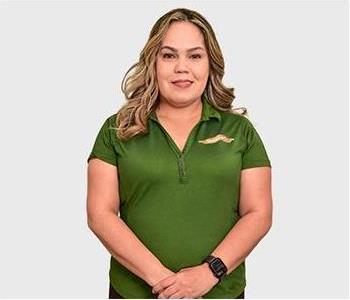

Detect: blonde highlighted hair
114,7,247,141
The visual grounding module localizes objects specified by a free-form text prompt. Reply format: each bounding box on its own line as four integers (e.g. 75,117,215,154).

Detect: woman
87,8,272,299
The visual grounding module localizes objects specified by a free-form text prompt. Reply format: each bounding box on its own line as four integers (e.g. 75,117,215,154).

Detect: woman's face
156,21,209,107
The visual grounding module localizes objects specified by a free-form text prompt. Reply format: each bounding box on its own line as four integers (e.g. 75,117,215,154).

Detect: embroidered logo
198,134,235,144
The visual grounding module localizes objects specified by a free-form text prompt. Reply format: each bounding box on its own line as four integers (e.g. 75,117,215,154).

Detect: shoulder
100,113,119,134
219,109,253,128
106,113,118,124
99,113,120,143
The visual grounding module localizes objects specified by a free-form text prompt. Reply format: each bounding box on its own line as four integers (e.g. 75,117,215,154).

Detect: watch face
211,258,228,277
212,259,222,269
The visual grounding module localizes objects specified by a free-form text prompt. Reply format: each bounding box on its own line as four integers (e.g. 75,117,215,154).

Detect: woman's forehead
161,22,205,44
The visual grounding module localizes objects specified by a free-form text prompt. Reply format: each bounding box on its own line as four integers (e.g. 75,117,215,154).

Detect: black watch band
202,255,228,282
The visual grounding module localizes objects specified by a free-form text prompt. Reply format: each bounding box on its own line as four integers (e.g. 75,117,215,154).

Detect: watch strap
202,255,228,282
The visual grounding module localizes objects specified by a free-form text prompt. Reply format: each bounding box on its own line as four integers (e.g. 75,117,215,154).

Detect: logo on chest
198,134,235,144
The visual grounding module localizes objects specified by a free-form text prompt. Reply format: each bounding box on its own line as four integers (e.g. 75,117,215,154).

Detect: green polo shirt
87,95,271,298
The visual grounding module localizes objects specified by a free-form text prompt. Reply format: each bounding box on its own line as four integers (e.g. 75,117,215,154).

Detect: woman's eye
163,53,175,59
161,53,202,59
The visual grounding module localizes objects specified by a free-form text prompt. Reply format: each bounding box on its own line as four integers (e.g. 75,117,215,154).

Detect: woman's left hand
151,263,219,299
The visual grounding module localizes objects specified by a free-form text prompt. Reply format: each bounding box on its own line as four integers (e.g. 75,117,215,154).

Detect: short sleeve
241,117,272,170
87,115,118,166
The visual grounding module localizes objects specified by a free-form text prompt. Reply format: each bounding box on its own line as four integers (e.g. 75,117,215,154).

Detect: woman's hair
114,7,248,141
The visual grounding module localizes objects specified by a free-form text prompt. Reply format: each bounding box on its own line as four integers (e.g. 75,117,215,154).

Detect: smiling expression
156,21,210,107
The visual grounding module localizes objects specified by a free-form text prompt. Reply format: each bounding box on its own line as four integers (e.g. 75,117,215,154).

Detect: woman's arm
204,166,272,274
87,158,174,286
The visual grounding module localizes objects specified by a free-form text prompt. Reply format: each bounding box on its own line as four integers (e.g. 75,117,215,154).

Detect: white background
0,0,348,298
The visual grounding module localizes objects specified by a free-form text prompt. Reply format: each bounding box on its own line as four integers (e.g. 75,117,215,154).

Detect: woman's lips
172,81,193,88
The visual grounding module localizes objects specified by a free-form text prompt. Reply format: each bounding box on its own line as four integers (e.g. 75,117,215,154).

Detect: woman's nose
174,56,189,73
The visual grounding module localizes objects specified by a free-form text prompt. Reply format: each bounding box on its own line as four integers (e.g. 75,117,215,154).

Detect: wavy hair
114,7,248,141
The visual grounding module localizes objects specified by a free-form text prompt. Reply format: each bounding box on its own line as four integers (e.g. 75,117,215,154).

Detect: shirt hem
87,153,117,166
109,277,127,298
241,160,271,169
109,275,246,299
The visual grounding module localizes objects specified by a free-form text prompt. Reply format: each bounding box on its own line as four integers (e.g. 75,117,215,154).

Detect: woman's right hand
150,267,204,298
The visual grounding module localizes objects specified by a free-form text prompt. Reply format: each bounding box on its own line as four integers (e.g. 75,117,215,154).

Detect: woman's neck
156,99,202,121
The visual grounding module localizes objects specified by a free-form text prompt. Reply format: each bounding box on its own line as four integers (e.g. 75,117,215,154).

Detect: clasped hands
151,263,219,299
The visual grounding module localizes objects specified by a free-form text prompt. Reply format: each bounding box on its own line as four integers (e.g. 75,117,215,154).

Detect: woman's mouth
172,80,193,88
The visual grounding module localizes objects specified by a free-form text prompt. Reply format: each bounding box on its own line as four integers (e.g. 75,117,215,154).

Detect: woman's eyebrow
160,46,205,52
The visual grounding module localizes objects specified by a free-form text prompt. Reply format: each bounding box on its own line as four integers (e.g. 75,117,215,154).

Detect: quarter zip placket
155,120,203,184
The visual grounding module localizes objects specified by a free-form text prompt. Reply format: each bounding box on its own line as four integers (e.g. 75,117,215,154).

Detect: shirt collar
149,94,221,122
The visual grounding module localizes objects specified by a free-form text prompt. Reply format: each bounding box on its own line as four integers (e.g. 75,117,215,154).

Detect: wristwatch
202,255,228,282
